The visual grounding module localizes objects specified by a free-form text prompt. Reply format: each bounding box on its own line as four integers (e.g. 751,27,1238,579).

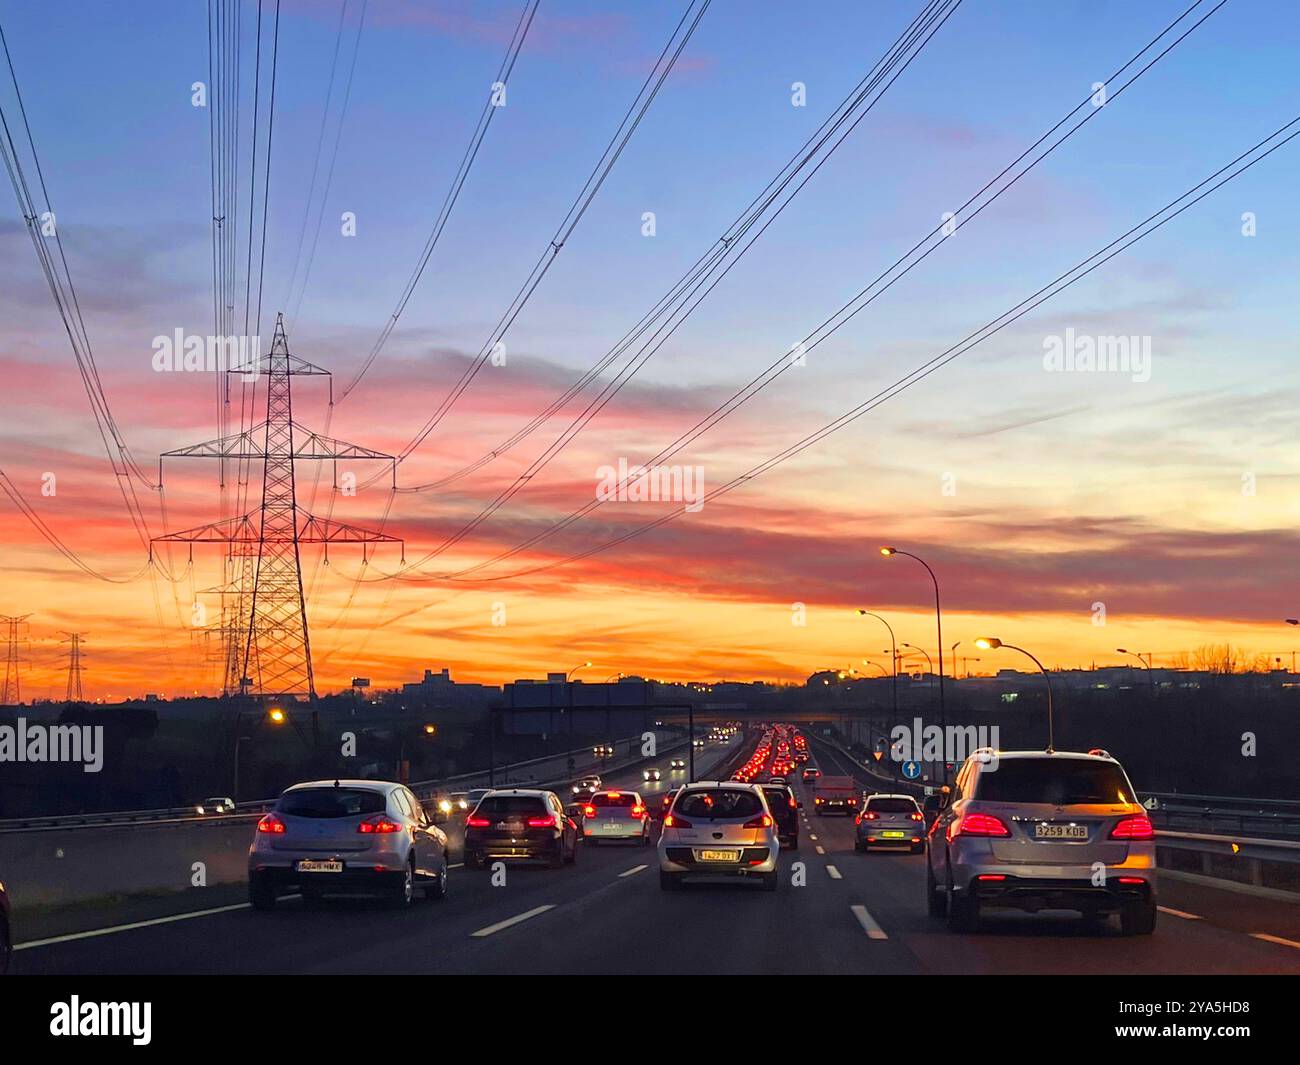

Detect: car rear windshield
974,759,1133,805
866,798,917,813
589,793,637,808
475,795,548,816
675,788,763,820
761,787,793,805
278,788,387,819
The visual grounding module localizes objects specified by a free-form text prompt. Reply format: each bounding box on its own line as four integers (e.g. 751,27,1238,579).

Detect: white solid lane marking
850,904,889,940
1157,906,1202,920
619,864,648,878
1251,932,1300,950
471,904,556,938
815,845,825,855
15,901,260,950
826,864,842,879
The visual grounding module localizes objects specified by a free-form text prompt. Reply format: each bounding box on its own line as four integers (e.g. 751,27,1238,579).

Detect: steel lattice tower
153,316,401,702
1,613,31,705
60,631,86,703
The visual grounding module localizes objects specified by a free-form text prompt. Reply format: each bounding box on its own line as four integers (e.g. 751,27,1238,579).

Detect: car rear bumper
658,845,777,875
249,861,407,895
949,846,1158,912
583,822,645,840
858,831,924,849
466,833,562,861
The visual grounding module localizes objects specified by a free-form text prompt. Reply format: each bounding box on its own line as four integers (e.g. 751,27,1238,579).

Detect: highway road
12,733,1300,975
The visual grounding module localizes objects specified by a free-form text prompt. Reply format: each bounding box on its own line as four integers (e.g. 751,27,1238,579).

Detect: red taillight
526,815,558,829
743,814,774,829
1110,814,1154,841
582,805,596,818
910,812,924,821
975,873,1007,881
631,804,646,818
358,815,403,834
788,797,796,808
257,813,285,834
1117,876,1145,885
860,810,879,821
466,815,490,828
663,814,691,828
951,812,1010,839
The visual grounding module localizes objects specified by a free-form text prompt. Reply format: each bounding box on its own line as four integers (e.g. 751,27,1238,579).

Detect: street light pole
880,547,946,779
976,637,1055,751
1116,647,1155,695
856,610,899,718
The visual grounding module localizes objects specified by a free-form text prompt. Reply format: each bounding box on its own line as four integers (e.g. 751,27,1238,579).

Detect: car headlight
438,800,452,814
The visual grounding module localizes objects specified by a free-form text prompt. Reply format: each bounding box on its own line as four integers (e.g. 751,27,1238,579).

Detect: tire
465,852,485,871
1120,898,1157,936
549,841,565,869
564,836,577,865
911,843,926,855
249,873,277,912
660,870,682,891
429,856,449,900
926,861,944,917
946,870,978,933
0,917,11,975
390,858,415,908
854,840,866,854
760,871,778,892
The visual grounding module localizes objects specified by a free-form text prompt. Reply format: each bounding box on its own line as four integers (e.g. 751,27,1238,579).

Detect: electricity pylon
1,613,31,705
153,315,401,702
59,631,86,703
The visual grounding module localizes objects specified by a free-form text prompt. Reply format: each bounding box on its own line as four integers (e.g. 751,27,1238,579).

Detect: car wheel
761,871,778,892
0,917,11,975
390,858,415,908
564,836,577,865
465,851,484,870
1120,898,1157,936
249,873,277,912
926,861,944,918
911,843,926,855
946,879,978,933
854,840,866,854
429,857,449,900
660,870,682,891
549,840,565,869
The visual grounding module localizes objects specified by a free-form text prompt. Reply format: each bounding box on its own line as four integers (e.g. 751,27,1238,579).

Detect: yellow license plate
882,831,906,838
697,849,739,862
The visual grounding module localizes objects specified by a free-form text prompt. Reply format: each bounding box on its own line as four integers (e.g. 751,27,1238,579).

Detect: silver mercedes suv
926,748,1156,935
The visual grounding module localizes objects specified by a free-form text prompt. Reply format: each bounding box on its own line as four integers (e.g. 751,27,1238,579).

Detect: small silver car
643,767,662,782
926,749,1157,934
248,779,449,910
855,793,925,853
659,782,780,891
581,790,651,845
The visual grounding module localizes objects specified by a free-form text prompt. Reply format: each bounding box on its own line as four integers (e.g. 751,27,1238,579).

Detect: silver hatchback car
855,793,926,853
926,749,1157,934
248,779,450,910
659,782,780,891
581,790,651,845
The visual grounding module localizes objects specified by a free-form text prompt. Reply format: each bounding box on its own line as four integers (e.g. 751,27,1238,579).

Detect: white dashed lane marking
470,904,556,938
826,865,843,880
850,904,889,940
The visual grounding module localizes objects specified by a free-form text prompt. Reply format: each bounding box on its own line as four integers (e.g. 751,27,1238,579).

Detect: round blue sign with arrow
902,760,921,780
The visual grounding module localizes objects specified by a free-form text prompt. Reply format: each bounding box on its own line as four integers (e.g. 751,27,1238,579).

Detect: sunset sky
2,0,1299,700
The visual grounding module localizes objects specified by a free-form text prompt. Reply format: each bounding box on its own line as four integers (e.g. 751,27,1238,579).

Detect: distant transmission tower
153,316,401,702
1,613,32,705
60,631,86,703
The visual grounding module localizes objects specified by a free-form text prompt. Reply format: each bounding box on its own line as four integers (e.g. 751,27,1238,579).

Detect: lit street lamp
856,609,899,716
975,637,1055,751
567,661,593,681
881,546,947,780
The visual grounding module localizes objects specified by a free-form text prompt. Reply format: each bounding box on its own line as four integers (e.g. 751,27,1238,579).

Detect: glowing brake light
1109,814,1154,840
743,814,774,829
859,810,879,821
950,812,1010,839
631,804,646,818
910,812,924,821
582,805,597,818
663,814,692,829
257,813,286,834
526,814,559,829
466,815,490,828
358,815,403,834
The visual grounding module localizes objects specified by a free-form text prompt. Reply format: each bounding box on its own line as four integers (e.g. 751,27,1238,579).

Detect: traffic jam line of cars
233,727,1159,940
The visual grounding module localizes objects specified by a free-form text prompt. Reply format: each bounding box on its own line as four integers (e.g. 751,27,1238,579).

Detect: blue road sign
902,760,921,780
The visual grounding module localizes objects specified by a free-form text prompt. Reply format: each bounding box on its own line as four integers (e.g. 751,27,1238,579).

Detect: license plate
881,830,906,839
697,849,739,862
1035,822,1088,840
606,820,621,830
297,859,343,873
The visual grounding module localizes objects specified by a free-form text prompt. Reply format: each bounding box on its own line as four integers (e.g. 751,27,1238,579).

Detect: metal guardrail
0,732,666,834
